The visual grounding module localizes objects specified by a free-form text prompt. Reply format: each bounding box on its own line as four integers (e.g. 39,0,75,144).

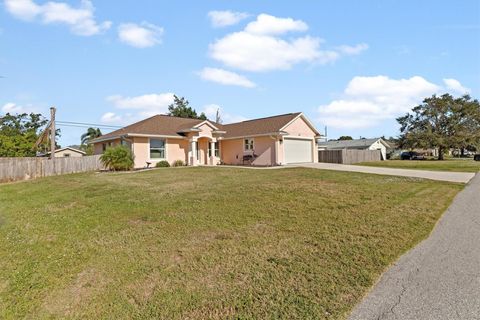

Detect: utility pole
215,107,222,124
50,107,56,170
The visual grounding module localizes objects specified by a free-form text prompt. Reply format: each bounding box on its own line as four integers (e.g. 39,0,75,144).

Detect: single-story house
44,147,86,158
318,138,390,160
91,112,321,168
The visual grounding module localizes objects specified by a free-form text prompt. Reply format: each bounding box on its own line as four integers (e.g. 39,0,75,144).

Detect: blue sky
1,0,479,146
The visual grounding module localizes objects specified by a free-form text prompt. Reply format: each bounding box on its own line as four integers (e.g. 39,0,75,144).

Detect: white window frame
149,138,167,160
208,141,220,157
244,138,254,152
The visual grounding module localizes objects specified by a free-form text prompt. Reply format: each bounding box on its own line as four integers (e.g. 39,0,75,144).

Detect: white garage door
284,138,313,164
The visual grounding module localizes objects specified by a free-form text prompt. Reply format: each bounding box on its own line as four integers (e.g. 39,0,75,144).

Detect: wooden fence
318,149,381,165
0,155,104,183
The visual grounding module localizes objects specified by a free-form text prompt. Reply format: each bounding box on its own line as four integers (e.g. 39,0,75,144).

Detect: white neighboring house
318,138,391,160
49,147,86,158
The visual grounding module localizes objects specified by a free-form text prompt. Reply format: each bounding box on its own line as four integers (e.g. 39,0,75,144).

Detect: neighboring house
91,112,321,168
318,138,390,160
48,147,86,158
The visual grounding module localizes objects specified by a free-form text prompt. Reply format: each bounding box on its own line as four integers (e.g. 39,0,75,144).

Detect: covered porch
188,136,221,166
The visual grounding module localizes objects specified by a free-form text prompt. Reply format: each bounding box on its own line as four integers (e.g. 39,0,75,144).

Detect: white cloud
199,67,256,88
208,13,366,72
1,102,38,114
336,43,369,55
4,0,111,36
317,75,469,129
2,102,23,113
210,32,326,72
100,112,122,123
202,104,247,123
4,0,41,20
208,10,249,27
244,14,308,35
118,22,164,48
106,93,174,117
443,78,470,94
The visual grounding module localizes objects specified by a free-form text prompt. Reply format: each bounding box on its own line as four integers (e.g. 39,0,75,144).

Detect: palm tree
81,127,102,145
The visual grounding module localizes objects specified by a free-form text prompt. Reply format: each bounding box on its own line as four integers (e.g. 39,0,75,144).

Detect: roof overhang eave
177,128,201,133
90,135,123,143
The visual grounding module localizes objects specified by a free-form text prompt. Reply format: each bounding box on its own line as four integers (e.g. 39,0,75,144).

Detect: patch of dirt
127,272,162,305
43,268,109,317
43,201,85,214
0,279,8,293
127,250,186,305
128,217,155,226
182,303,236,320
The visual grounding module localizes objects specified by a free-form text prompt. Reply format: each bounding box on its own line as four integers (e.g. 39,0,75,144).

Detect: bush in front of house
100,146,134,171
172,160,185,167
156,160,170,168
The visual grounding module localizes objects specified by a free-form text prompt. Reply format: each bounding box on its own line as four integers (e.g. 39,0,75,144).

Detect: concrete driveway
292,163,475,183
348,173,480,319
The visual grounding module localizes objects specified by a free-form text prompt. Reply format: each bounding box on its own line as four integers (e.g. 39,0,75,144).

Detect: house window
64,153,71,157
244,138,254,151
209,142,219,157
214,142,219,157
121,139,132,150
150,139,166,159
102,142,113,152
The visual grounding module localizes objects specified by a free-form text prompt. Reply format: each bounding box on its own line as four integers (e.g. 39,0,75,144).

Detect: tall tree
0,113,49,157
80,127,102,155
167,95,207,120
81,127,102,145
397,94,480,160
338,136,353,140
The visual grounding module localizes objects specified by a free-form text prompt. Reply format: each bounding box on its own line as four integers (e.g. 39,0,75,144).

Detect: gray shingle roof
92,112,311,142
220,113,302,138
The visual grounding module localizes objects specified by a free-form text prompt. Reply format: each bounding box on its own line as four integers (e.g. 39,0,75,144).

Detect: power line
55,120,122,129
55,123,121,130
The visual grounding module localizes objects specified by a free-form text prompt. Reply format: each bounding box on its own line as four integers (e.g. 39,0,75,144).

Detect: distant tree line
397,94,480,160
0,113,56,157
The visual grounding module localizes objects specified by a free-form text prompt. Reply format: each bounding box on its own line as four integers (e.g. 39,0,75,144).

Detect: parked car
474,154,480,161
400,151,425,160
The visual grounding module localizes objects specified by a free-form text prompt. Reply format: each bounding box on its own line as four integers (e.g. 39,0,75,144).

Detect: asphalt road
349,173,480,320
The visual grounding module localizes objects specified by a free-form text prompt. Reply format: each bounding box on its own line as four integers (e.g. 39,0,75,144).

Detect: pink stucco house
92,112,321,168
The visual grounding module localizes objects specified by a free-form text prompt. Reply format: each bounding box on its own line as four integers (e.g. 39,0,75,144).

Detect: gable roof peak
231,112,302,125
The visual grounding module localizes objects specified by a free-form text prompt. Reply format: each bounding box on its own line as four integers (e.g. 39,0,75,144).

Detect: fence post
50,107,56,175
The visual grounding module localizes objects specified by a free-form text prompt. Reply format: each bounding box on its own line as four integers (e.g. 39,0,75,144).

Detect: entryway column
210,140,216,166
190,139,197,166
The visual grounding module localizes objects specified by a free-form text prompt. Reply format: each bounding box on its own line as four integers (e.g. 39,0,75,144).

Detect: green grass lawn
357,159,480,173
0,167,463,319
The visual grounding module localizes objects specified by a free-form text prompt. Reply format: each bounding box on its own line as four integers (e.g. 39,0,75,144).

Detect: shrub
172,159,185,167
100,146,134,171
156,160,170,168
